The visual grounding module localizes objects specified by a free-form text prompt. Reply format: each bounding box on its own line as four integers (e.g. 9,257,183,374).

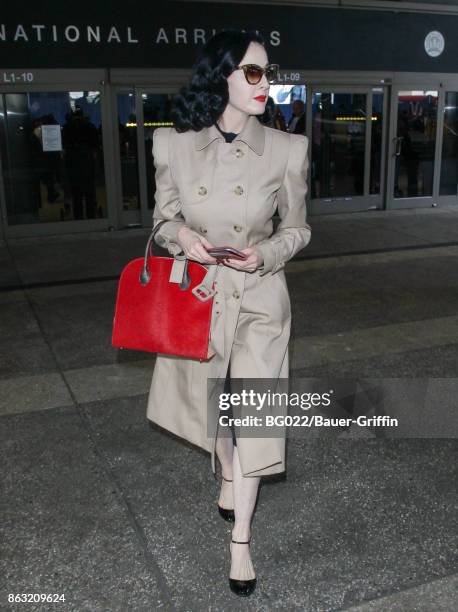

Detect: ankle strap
222,476,233,482
231,538,250,544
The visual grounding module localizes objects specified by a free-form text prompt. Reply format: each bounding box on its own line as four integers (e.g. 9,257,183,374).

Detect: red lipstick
254,95,266,102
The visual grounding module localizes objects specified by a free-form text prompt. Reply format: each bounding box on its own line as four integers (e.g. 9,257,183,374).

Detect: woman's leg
223,278,289,586
216,361,236,509
216,434,234,510
230,445,260,580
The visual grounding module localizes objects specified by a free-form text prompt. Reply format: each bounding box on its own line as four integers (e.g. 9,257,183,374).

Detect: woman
147,29,311,597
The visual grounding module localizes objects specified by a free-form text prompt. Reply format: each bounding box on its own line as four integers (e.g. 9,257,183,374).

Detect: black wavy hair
170,29,266,132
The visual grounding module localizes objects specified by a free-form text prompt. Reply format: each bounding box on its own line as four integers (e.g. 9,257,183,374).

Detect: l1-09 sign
278,72,302,83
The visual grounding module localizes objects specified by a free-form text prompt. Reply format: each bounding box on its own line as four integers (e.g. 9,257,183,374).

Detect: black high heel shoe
229,537,257,597
218,476,235,522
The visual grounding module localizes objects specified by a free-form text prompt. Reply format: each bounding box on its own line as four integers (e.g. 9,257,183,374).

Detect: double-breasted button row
199,226,207,233
233,225,242,233
234,148,244,158
232,290,240,299
199,184,244,196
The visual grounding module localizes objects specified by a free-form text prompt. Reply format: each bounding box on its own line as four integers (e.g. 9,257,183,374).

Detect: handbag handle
140,220,190,290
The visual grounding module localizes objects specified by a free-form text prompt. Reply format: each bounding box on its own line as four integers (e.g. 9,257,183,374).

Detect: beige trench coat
146,114,311,478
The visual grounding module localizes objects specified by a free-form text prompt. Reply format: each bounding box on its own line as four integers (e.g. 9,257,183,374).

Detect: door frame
386,82,442,210
0,68,118,237
109,69,190,230
306,83,389,215
135,86,177,229
386,73,458,210
110,85,141,229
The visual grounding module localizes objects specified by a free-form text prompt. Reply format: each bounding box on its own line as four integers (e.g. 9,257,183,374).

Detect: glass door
308,86,387,214
387,87,440,209
115,88,175,228
115,88,141,226
0,89,108,229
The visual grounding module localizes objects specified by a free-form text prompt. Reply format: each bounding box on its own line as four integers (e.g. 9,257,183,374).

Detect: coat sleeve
254,134,312,276
151,127,194,256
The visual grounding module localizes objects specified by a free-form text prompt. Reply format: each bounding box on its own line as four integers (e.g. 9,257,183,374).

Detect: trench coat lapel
194,114,265,156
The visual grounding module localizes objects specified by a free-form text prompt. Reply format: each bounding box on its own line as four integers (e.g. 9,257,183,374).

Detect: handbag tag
169,256,187,284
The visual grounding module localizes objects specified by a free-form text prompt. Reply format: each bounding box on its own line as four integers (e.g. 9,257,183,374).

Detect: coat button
232,290,240,299
199,226,207,233
235,148,244,158
198,186,207,195
233,225,242,232
234,185,244,195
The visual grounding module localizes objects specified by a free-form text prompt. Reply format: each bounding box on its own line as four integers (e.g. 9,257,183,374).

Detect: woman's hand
177,227,218,265
222,246,264,273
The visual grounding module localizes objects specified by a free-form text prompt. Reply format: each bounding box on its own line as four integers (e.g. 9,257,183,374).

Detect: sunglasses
233,63,280,85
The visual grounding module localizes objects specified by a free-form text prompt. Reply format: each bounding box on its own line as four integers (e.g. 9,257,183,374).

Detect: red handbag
112,221,218,360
